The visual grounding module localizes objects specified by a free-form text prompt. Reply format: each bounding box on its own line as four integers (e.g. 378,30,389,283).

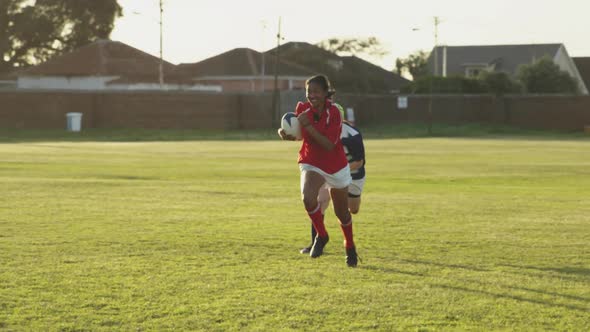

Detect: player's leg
347,178,365,214
348,196,361,214
301,169,328,258
318,183,331,214
300,183,329,254
330,186,353,248
301,170,325,221
330,186,358,267
300,224,316,254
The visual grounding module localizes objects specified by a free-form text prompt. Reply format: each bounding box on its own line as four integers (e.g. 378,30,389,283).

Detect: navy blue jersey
341,123,365,180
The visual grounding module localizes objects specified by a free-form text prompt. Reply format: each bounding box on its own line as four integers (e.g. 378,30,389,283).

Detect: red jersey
295,100,348,174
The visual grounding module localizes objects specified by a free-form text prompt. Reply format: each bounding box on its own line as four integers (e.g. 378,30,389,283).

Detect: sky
110,0,590,71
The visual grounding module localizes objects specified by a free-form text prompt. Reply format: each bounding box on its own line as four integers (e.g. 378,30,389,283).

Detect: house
6,40,220,91
268,42,345,76
340,55,410,94
266,41,409,94
428,43,588,94
573,57,590,94
176,48,314,93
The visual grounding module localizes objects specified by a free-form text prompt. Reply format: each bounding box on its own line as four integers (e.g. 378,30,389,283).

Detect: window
465,66,487,78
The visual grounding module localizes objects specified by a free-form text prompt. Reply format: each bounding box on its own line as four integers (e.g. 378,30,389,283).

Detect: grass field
1,128,589,331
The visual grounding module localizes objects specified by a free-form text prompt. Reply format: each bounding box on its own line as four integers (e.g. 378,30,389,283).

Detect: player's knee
318,195,329,207
302,195,318,211
336,209,351,224
348,197,361,214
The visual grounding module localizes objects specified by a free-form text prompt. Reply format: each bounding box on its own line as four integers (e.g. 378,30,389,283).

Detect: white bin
66,112,83,132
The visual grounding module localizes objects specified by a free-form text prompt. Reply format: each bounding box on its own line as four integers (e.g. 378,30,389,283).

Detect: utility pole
159,0,164,89
433,16,439,76
260,20,267,92
428,16,440,135
271,17,282,126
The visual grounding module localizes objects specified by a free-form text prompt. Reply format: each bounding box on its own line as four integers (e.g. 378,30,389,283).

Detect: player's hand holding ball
297,110,311,129
280,111,302,141
278,128,297,141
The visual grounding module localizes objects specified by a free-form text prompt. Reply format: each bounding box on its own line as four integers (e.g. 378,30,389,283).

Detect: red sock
307,204,327,238
340,216,355,249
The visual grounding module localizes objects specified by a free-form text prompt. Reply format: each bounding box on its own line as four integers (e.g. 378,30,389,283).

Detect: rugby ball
281,112,302,140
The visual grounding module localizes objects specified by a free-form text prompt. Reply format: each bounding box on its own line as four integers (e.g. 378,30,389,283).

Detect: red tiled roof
266,41,342,61
176,48,314,78
342,55,410,85
18,40,177,78
266,42,344,77
266,41,409,93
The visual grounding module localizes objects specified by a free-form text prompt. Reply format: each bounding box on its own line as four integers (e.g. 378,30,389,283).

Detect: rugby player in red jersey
278,75,358,267
300,121,366,255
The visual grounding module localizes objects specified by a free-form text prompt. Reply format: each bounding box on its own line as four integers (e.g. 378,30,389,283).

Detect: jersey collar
310,98,332,115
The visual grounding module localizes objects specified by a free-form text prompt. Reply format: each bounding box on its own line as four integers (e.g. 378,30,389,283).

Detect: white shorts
299,163,352,192
318,176,365,199
348,177,366,197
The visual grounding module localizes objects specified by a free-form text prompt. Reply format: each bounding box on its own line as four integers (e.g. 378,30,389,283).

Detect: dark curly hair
306,74,335,98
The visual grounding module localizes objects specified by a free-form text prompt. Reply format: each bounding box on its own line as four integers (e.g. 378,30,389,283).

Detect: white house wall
183,84,222,92
16,76,223,92
17,76,118,90
107,83,222,92
554,46,589,94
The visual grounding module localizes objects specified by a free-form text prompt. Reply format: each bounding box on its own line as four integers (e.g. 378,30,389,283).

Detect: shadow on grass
433,283,589,313
504,285,590,304
1,123,588,143
466,277,590,304
495,266,588,284
399,258,491,272
358,255,490,276
361,264,425,277
501,264,590,279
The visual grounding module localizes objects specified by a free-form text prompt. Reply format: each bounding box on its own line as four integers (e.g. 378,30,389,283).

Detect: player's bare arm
297,110,335,151
349,160,364,171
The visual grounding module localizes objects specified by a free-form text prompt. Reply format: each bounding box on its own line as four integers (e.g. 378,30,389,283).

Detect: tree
516,56,579,94
394,50,429,80
0,0,122,75
478,71,522,96
401,75,487,94
316,37,388,58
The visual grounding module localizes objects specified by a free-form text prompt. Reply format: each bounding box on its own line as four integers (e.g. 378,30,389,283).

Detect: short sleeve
295,101,309,115
325,106,342,144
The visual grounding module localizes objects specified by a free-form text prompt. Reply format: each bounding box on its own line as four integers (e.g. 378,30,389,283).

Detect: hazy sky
110,0,590,71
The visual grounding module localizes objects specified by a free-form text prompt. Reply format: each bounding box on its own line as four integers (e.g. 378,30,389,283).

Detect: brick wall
94,92,239,129
0,90,245,130
338,94,590,131
0,91,95,129
507,95,590,130
1,90,589,131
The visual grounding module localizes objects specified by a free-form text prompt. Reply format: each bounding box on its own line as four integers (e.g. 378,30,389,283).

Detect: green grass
1,132,589,330
1,122,587,143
